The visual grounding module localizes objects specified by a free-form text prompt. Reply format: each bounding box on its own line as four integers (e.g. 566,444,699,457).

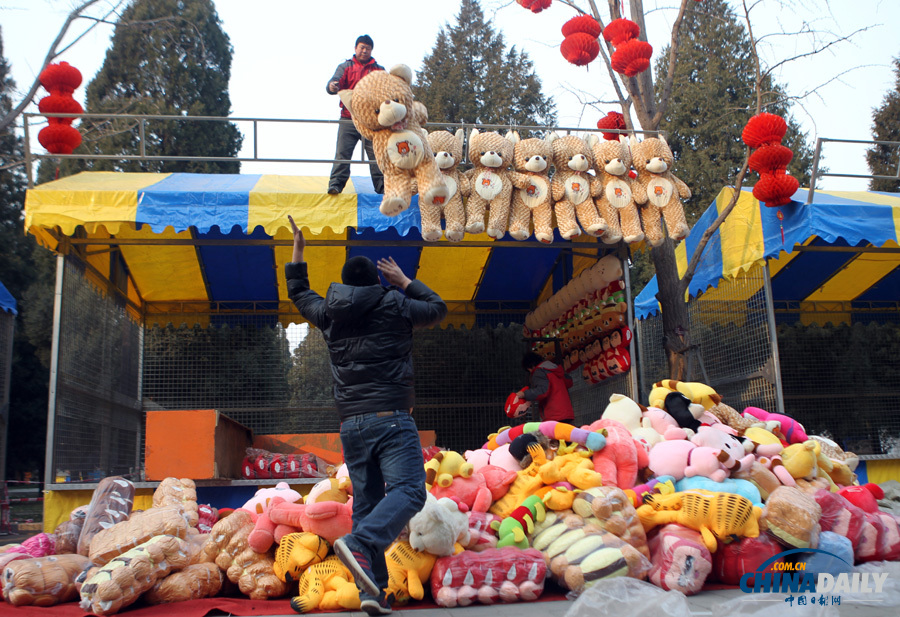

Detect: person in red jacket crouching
517,351,575,423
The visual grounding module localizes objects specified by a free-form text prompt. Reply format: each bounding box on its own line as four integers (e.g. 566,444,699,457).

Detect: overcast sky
2,0,898,190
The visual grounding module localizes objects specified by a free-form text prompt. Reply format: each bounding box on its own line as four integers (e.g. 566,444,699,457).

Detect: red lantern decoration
561,33,600,66
741,112,787,148
603,18,640,47
38,124,82,155
562,14,602,39
517,0,552,13
748,144,793,174
752,172,799,207
38,61,82,96
611,39,653,76
596,111,626,141
38,94,84,124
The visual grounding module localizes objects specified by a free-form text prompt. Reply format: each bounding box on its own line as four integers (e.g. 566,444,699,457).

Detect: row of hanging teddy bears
338,64,692,246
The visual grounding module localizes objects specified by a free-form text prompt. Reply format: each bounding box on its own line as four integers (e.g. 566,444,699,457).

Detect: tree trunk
651,238,691,379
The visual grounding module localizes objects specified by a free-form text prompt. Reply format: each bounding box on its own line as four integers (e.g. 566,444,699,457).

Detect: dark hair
522,351,544,371
355,34,374,48
341,256,380,287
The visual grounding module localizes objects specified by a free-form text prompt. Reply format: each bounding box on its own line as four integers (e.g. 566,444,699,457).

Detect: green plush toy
491,494,547,549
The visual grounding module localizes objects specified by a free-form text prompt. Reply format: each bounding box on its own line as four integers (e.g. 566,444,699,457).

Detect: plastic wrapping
564,577,692,617
856,510,886,563
647,524,712,595
17,533,57,558
2,554,91,606
197,503,218,533
572,485,650,558
143,562,224,604
80,535,190,615
199,510,254,570
89,504,191,566
153,477,199,527
711,533,784,586
794,531,853,577
53,509,86,554
241,447,326,479
873,510,900,561
77,476,135,556
464,510,501,551
0,552,30,591
430,547,546,607
761,486,821,549
814,489,865,551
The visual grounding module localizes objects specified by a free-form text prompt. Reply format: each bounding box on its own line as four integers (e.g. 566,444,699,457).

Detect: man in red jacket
517,351,575,423
326,35,385,195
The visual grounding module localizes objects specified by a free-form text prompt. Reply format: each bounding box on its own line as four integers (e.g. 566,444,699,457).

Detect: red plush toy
648,524,712,595
505,389,532,419
711,533,784,586
839,483,884,513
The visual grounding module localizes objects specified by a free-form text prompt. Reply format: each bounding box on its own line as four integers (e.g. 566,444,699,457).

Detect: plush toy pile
3,384,898,614
340,67,690,244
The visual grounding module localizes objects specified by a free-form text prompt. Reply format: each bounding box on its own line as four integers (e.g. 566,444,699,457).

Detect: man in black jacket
285,216,446,615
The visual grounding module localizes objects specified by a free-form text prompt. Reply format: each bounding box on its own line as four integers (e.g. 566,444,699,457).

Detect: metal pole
43,255,65,486
24,115,33,189
762,262,786,416
623,256,639,400
807,137,823,204
253,120,258,161
140,120,146,158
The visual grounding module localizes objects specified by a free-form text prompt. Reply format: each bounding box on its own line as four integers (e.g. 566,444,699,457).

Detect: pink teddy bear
648,440,735,483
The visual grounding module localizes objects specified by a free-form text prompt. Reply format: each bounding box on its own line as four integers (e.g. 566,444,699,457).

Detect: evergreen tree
414,0,556,130
0,27,53,480
49,0,242,178
866,55,900,192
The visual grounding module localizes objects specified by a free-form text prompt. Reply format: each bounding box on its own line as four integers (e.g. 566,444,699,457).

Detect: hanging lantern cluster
517,0,552,13
596,111,626,141
560,15,601,66
742,112,798,207
603,18,653,77
37,61,83,155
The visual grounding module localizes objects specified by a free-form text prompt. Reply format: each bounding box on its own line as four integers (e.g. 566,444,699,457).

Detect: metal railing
807,137,900,203
23,112,662,189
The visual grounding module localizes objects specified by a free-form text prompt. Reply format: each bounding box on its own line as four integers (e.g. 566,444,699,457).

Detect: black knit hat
509,432,540,463
341,256,380,287
355,34,374,48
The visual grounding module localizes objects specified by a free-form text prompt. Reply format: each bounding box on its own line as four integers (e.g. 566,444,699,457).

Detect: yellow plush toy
424,450,475,490
637,489,762,553
273,532,330,582
780,440,839,491
289,555,359,613
385,541,438,604
338,64,447,217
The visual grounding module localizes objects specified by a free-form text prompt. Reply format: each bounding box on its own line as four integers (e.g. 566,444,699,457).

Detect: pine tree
50,0,242,178
414,0,556,129
654,0,814,226
0,27,53,480
866,56,900,192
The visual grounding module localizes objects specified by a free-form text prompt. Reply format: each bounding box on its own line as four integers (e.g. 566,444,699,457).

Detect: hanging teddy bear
425,129,468,242
338,64,448,217
464,128,515,238
630,135,691,245
588,134,645,244
507,131,555,243
549,132,607,239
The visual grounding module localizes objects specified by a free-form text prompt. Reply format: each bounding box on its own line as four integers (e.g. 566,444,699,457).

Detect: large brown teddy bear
507,131,555,243
588,134,644,244
549,133,607,239
425,129,468,242
630,135,690,246
464,128,514,239
339,64,447,217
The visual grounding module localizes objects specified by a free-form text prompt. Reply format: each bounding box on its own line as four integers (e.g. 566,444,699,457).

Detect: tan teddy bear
425,129,468,242
464,128,515,238
507,131,555,243
339,64,447,217
630,135,690,246
549,132,607,239
588,134,644,244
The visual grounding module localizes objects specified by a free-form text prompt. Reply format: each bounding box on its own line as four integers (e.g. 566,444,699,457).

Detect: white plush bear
408,494,469,557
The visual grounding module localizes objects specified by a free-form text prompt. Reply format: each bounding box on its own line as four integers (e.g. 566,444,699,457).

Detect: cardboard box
145,410,252,480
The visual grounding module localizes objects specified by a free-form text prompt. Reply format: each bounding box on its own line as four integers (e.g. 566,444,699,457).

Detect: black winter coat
285,261,447,420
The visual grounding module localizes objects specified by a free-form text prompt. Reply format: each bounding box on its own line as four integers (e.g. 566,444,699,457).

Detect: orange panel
253,431,437,466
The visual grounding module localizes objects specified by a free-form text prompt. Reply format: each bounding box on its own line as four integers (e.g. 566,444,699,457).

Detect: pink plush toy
432,471,494,513
466,444,521,474
17,533,56,558
268,497,354,546
239,481,303,518
584,418,639,489
648,440,735,483
477,465,518,502
691,426,755,474
642,407,688,441
743,407,808,444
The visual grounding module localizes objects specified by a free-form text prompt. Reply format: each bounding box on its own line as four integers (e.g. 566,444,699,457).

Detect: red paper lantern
596,111,626,140
753,172,799,207
611,39,653,76
562,14,602,39
748,144,794,174
38,124,82,154
517,0,552,13
742,113,787,148
561,33,600,66
603,18,640,47
38,94,83,125
38,61,82,95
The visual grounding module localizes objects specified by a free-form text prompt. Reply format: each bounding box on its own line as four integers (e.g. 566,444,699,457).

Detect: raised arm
378,257,447,328
285,216,328,329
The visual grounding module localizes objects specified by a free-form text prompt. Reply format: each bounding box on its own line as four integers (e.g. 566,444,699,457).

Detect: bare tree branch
651,0,694,128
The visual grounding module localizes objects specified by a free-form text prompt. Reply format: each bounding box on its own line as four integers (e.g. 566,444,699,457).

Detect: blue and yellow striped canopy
0,281,16,315
634,187,900,322
25,172,603,327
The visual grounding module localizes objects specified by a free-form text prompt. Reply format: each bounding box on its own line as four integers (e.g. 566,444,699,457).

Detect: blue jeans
340,410,426,595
